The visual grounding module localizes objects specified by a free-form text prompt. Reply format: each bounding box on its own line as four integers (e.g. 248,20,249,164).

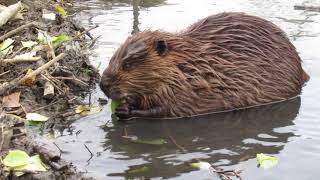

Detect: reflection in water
102,98,300,179
132,0,141,34
104,0,166,7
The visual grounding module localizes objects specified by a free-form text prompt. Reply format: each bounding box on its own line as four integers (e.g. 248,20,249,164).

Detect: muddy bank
1,0,99,179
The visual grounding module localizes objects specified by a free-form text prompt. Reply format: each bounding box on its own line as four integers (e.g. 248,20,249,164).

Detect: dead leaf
75,105,102,116
2,92,21,108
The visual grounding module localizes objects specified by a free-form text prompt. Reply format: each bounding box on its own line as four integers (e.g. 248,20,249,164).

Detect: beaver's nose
99,73,117,97
99,80,110,96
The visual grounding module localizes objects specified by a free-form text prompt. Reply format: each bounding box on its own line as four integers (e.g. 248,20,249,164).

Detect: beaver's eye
122,63,130,70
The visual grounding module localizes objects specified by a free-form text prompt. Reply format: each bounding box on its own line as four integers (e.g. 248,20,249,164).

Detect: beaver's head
100,31,190,116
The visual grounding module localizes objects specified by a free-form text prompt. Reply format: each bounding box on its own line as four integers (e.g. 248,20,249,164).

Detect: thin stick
53,142,63,156
41,73,63,93
0,122,4,152
123,127,128,136
18,53,65,84
0,70,10,77
20,104,27,115
31,98,59,112
53,76,89,86
41,74,63,93
84,143,94,161
2,57,41,63
0,22,37,42
8,47,26,59
59,25,99,50
169,135,187,152
0,53,66,95
43,31,56,58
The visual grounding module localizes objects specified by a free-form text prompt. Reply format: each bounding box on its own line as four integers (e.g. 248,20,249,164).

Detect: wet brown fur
100,12,309,118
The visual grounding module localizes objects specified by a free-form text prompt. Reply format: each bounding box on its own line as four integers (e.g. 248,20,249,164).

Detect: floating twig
71,21,95,39
123,127,128,136
84,143,94,162
53,142,68,156
169,135,187,152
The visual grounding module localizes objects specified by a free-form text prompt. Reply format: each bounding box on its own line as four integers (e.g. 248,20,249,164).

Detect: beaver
100,12,309,118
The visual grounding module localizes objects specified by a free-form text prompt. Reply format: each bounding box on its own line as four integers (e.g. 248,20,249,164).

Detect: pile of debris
0,0,99,179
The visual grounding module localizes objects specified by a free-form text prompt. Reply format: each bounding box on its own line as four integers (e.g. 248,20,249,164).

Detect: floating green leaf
256,153,279,169
21,41,38,48
2,150,31,167
190,161,211,170
53,4,67,16
52,34,71,47
26,113,49,122
128,166,149,174
111,98,126,113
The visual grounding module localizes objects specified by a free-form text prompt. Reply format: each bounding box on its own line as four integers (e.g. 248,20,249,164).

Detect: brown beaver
100,12,309,118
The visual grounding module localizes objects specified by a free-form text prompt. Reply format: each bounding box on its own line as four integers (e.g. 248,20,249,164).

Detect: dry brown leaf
2,91,21,108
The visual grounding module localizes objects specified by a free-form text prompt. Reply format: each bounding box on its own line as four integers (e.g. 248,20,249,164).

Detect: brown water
54,0,320,179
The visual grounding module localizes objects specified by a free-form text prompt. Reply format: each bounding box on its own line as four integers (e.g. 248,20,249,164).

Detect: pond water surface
54,0,320,179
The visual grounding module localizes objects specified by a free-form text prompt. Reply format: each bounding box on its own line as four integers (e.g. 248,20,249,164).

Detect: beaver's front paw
115,106,131,119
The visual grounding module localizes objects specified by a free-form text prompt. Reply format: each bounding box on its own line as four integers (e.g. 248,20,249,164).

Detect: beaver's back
173,12,308,112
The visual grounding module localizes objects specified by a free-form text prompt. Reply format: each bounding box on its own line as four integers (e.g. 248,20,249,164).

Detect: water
54,0,320,179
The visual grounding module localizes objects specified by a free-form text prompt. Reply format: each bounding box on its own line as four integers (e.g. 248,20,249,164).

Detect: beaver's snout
99,78,110,97
99,71,117,98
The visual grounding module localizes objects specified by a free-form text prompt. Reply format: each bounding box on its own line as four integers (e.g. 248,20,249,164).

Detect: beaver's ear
156,40,168,56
